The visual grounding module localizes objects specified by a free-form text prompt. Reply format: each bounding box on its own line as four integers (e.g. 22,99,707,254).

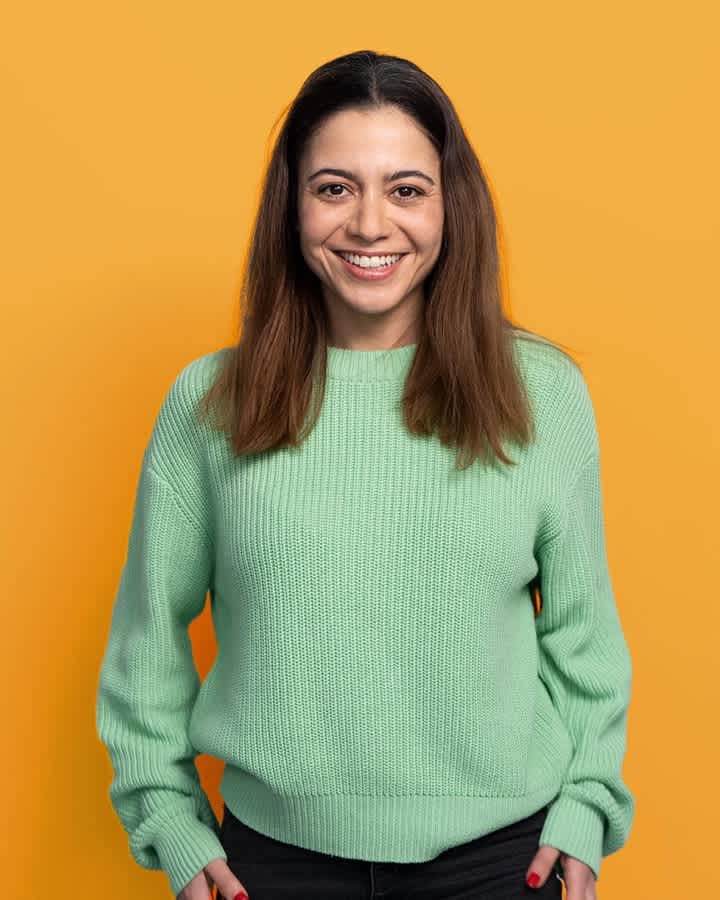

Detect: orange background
2,2,718,898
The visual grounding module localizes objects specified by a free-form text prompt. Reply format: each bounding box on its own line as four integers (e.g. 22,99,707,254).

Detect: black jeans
218,802,563,899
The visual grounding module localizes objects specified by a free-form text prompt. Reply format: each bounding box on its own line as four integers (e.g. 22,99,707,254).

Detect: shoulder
147,346,232,470
511,327,570,373
511,331,585,403
511,331,598,465
165,346,232,412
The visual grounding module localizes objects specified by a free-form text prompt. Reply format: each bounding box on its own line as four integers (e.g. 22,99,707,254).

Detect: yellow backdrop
2,1,717,897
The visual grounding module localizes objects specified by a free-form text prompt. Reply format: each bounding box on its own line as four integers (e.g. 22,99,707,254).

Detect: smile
334,250,407,266
331,249,408,281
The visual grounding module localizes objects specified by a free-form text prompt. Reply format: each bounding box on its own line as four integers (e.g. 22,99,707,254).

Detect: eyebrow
306,167,436,187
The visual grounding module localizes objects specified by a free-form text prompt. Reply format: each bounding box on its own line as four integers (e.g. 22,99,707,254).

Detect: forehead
301,106,439,172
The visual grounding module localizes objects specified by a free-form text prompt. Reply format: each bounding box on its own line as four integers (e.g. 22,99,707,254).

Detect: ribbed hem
324,342,417,382
539,792,605,881
220,764,563,864
152,810,227,896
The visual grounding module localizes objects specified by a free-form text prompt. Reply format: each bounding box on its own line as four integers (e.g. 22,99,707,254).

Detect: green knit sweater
95,335,635,896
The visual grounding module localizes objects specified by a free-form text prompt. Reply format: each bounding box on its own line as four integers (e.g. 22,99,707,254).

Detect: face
297,105,444,346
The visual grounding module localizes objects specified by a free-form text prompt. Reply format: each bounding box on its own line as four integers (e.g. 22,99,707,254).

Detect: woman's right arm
95,360,227,897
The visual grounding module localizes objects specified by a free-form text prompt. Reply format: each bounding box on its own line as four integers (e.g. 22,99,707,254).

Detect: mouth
330,249,409,281
331,249,410,259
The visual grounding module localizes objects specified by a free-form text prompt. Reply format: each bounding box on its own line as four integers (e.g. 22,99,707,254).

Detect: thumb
204,857,250,900
525,843,561,889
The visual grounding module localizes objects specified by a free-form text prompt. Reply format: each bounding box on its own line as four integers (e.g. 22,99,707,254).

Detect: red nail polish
234,891,249,900
526,871,541,888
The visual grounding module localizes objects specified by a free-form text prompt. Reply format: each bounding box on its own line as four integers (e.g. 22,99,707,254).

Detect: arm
95,359,227,897
535,443,636,881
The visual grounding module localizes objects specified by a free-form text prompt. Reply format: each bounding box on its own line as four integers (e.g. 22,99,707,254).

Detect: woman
96,50,635,900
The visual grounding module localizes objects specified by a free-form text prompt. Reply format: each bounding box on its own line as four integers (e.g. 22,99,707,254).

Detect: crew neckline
324,342,418,382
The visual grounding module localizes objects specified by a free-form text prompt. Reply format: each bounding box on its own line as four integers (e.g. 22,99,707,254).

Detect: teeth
338,251,403,268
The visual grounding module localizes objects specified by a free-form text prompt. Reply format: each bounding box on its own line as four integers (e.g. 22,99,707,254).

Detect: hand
176,857,250,900
525,844,597,898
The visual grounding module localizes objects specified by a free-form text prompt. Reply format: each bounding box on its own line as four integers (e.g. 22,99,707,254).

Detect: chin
342,293,405,313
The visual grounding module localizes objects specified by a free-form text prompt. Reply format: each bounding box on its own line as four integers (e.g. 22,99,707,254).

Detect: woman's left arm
534,444,636,883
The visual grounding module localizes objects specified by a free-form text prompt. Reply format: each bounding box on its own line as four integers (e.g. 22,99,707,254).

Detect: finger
204,857,250,900
561,862,596,900
563,871,582,900
176,866,214,899
525,844,560,889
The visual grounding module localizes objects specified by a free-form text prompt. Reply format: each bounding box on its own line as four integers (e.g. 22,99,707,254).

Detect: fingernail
234,891,249,900
526,871,541,888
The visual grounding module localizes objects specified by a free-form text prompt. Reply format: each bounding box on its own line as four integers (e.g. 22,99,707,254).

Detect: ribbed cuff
539,793,604,881
152,809,228,896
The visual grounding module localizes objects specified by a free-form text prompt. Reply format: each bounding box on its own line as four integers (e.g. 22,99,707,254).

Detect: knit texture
95,335,635,896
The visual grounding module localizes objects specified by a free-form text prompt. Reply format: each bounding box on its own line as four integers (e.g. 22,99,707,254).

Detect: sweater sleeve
534,441,635,881
95,360,227,897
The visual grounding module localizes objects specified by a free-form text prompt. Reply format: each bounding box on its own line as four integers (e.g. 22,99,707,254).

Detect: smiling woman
297,104,444,324
96,49,635,900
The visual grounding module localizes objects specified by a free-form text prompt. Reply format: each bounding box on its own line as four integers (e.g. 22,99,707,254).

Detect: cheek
394,212,440,252
416,211,444,247
298,240,334,284
299,202,340,242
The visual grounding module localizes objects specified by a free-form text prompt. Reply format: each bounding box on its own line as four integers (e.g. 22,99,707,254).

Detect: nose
346,191,392,243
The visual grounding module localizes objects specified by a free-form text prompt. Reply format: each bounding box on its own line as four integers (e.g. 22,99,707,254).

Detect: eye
393,185,423,200
317,184,424,201
317,183,351,198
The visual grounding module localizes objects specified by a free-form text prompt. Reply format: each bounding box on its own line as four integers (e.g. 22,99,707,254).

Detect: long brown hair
199,49,578,470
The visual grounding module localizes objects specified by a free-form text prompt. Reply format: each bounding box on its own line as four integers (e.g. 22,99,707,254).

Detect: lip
331,249,410,256
332,249,408,282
